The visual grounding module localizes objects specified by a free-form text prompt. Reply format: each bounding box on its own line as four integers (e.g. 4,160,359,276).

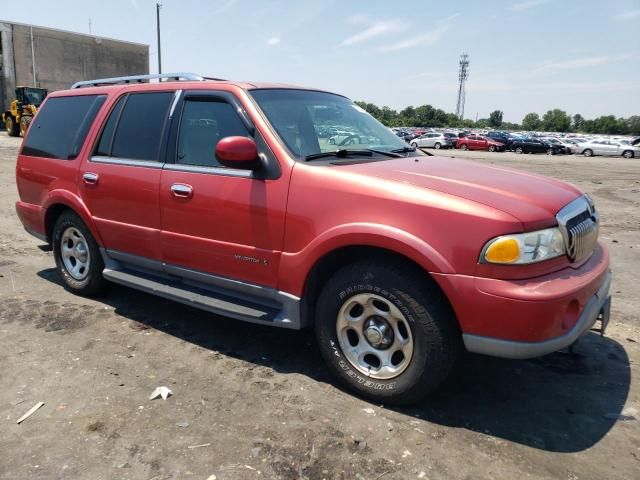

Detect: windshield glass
24,88,47,106
250,89,415,159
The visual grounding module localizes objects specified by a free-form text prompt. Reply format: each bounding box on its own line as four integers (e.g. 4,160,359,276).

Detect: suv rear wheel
315,260,460,405
53,212,106,296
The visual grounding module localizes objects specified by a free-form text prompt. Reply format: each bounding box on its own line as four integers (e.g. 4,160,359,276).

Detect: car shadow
38,268,631,453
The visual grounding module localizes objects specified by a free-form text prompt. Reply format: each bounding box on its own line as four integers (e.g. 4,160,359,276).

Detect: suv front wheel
53,211,106,296
315,260,460,405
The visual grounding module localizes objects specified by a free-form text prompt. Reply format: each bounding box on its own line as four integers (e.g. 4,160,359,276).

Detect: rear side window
110,92,173,161
22,95,106,159
95,95,126,157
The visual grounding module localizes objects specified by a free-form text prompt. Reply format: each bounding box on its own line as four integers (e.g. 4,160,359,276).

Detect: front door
159,91,289,288
79,91,176,260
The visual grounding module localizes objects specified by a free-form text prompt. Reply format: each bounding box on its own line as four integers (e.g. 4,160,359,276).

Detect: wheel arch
299,242,456,328
43,192,103,246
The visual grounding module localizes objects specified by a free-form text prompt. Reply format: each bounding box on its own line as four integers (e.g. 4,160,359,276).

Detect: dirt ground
1,134,638,480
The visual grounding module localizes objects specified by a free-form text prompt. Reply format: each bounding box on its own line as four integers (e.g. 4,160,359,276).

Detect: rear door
79,90,176,260
158,90,288,288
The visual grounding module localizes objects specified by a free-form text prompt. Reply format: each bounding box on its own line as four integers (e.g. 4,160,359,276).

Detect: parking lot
1,133,638,479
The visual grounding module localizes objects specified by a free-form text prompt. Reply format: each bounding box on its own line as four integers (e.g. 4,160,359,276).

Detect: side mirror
215,136,261,170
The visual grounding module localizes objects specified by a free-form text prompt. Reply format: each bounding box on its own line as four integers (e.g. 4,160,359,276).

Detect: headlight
480,227,565,264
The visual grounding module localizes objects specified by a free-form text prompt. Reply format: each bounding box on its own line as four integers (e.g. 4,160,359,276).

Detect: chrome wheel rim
60,227,90,280
336,293,414,380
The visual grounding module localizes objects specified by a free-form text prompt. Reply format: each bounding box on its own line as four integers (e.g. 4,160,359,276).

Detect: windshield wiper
394,145,434,156
365,148,404,158
391,146,416,153
305,149,373,161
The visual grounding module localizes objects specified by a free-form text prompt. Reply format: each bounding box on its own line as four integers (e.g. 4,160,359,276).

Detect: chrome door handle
83,172,99,184
170,183,193,198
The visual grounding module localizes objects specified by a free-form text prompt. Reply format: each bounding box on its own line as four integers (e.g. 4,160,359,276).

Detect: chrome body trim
100,249,303,329
90,156,164,169
163,163,253,177
71,73,205,89
168,89,183,118
463,271,612,359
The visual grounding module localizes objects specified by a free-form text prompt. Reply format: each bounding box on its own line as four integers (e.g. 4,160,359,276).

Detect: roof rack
71,72,212,89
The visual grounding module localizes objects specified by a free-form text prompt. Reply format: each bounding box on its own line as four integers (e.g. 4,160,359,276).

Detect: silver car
576,139,639,158
410,132,455,149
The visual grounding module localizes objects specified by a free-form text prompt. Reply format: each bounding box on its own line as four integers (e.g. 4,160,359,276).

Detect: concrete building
0,21,149,112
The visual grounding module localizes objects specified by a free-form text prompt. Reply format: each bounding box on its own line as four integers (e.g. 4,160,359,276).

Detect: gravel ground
1,134,638,480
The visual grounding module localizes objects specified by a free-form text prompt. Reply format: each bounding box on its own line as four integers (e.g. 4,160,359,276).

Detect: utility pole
156,3,162,74
455,53,470,120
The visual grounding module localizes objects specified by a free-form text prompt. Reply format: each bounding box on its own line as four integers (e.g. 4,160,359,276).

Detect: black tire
488,145,496,152
410,142,418,148
434,142,441,149
460,144,468,151
515,146,523,154
314,260,460,405
583,149,593,157
546,148,554,155
5,116,20,137
53,211,106,296
622,150,634,159
19,115,32,137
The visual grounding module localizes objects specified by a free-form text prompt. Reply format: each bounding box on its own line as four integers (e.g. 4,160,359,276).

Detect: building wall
1,21,149,112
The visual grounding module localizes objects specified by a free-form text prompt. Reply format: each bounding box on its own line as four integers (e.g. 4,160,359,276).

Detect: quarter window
110,92,173,161
22,95,106,159
176,98,250,167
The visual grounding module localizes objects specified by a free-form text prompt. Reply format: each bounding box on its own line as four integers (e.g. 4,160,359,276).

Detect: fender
42,189,105,246
278,222,454,297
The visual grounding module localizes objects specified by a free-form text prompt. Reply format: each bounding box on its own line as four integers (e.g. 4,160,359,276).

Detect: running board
103,268,290,327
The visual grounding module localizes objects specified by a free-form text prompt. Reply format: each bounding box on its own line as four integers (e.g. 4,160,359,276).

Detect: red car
15,73,611,404
456,134,505,152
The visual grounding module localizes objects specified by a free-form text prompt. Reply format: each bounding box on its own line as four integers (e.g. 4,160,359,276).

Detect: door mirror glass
215,136,260,170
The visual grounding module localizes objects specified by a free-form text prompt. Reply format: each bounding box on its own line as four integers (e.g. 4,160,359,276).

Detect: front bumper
432,243,611,359
462,271,611,359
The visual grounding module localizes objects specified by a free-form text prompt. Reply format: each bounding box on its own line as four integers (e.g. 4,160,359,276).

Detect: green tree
488,110,503,128
624,116,640,136
522,113,542,131
541,109,571,132
572,114,584,131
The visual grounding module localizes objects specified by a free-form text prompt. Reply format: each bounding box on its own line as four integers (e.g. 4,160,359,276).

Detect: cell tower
455,53,470,120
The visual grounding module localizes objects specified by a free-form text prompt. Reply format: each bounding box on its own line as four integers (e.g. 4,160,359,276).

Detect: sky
1,0,639,122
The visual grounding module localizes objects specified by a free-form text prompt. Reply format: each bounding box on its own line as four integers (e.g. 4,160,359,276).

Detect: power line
455,53,470,120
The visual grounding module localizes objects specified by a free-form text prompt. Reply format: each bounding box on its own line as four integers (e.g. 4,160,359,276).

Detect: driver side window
177,98,250,167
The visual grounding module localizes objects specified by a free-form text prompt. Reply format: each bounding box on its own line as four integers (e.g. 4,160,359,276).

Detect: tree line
354,101,640,136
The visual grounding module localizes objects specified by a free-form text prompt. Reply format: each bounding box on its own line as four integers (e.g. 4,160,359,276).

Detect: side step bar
103,268,287,327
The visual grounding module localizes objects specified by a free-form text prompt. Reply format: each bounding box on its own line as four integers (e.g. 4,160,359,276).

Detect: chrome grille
556,196,599,262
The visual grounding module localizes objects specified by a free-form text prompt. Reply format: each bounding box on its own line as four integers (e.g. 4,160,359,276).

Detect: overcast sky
1,0,639,122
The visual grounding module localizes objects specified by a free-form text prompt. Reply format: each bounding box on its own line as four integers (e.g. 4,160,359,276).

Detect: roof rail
71,72,207,89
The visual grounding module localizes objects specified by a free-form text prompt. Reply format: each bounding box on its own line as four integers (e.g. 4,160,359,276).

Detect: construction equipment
2,86,48,137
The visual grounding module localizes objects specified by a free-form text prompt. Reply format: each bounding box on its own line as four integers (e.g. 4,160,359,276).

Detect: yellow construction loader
2,86,48,137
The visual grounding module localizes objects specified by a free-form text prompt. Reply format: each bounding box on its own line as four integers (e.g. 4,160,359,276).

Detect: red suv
15,73,611,404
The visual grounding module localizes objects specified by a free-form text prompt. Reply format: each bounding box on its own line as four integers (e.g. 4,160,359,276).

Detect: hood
338,155,582,230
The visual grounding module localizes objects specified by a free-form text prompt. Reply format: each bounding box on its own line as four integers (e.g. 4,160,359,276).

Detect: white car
576,140,639,158
410,133,456,149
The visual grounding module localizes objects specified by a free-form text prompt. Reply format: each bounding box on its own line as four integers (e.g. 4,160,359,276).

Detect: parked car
15,73,611,405
541,137,573,154
455,135,505,151
486,131,517,148
511,137,563,155
576,140,639,158
410,132,455,149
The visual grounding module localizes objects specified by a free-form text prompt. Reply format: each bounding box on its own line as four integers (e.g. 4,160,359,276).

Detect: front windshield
24,88,47,106
250,89,414,159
